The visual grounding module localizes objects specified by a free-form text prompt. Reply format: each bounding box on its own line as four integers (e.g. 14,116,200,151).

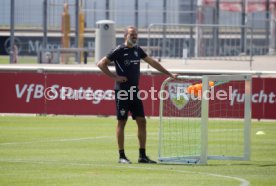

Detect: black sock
119,149,126,159
139,148,146,158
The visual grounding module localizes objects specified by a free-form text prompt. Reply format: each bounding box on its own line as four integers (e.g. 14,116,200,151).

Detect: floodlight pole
10,0,15,64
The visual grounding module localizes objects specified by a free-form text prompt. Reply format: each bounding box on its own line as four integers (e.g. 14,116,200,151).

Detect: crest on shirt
134,50,138,57
124,59,130,66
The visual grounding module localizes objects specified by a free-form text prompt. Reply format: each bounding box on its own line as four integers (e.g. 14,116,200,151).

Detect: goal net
159,75,252,164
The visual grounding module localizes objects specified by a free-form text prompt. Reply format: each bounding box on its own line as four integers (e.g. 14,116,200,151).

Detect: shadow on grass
155,161,276,167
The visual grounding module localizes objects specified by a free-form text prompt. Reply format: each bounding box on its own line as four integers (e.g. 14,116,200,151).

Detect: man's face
126,28,138,46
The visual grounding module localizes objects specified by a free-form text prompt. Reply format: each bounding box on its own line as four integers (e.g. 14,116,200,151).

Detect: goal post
158,75,252,164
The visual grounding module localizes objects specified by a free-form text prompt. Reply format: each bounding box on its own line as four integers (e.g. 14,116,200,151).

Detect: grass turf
0,116,275,186
0,55,37,64
0,55,95,64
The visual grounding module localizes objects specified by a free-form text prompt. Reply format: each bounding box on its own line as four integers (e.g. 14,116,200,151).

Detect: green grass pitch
0,116,276,186
0,55,37,64
0,55,95,64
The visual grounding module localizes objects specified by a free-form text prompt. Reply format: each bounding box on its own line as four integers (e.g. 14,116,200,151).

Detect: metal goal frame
159,75,252,164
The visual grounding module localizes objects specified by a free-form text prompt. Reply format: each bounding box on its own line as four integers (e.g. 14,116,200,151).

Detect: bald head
124,26,138,47
124,26,137,39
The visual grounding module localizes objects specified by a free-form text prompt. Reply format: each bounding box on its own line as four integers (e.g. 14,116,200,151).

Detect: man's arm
97,57,128,83
143,56,178,78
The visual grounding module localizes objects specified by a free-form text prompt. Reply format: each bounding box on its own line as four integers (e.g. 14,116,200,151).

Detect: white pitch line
0,133,157,146
124,166,250,186
0,136,113,145
0,159,250,186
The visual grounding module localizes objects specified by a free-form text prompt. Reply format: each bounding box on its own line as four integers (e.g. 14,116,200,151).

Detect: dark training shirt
107,44,147,90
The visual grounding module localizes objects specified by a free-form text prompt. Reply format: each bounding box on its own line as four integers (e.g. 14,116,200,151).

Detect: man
97,26,177,164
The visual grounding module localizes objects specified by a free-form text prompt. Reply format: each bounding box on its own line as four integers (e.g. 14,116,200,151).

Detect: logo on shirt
124,59,131,66
134,51,138,57
120,108,126,116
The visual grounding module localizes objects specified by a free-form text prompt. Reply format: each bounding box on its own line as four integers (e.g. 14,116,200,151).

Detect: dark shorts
115,89,145,120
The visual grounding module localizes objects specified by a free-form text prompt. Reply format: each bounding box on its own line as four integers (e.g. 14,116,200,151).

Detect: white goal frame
159,75,252,164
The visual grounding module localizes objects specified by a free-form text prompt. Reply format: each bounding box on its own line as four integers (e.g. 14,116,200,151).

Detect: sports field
0,55,95,64
0,55,37,64
0,116,275,186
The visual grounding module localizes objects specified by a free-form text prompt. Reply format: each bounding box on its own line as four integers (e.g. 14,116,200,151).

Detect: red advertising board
0,71,275,119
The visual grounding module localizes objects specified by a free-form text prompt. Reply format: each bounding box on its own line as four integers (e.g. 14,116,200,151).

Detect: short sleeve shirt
106,44,147,90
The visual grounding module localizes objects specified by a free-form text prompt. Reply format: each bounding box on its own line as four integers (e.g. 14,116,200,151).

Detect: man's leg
130,94,156,164
117,119,131,164
135,117,147,149
135,117,156,164
115,89,131,164
117,119,127,151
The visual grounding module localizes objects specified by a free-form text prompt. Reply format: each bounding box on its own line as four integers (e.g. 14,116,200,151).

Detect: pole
189,0,194,57
105,0,110,20
265,0,270,54
145,2,149,27
241,0,246,53
93,2,97,28
269,1,276,54
196,0,204,57
75,0,80,63
43,0,48,51
79,2,85,63
162,0,167,59
61,3,70,64
213,0,220,56
10,0,15,64
135,0,138,29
